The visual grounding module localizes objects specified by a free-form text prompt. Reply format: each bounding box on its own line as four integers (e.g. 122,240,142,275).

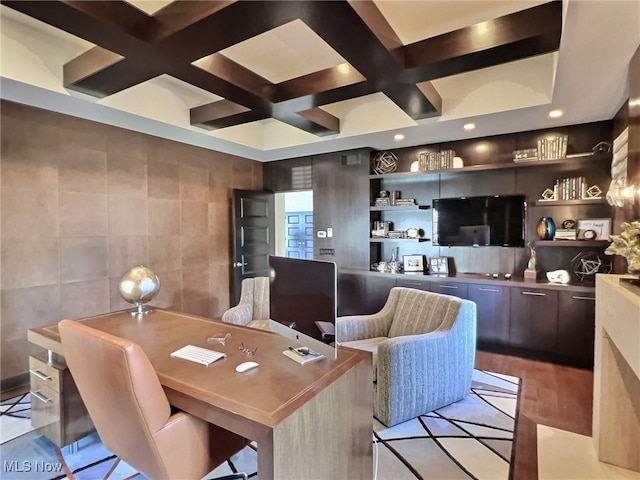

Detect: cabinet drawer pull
30,390,52,403
439,285,458,289
29,369,52,381
403,282,423,286
478,288,500,292
521,291,545,296
571,295,595,301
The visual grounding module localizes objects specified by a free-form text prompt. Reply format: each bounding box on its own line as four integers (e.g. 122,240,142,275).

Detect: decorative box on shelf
554,229,578,241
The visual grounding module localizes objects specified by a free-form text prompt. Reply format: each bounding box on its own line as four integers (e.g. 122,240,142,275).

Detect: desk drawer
30,383,61,431
29,356,62,392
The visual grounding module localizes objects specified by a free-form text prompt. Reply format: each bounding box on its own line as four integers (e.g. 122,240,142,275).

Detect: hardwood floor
475,350,594,480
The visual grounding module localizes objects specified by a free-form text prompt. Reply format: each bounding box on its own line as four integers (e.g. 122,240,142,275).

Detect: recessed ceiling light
394,134,405,141
549,109,563,118
464,123,475,130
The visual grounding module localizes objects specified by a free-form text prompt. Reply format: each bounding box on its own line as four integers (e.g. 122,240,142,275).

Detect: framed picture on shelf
403,254,425,273
429,256,449,275
577,218,611,240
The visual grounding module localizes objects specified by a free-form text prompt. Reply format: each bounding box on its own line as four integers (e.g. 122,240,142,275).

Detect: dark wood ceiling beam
402,2,562,71
346,0,404,65
300,1,437,122
192,53,275,102
272,109,335,136
63,46,123,90
1,0,153,53
190,100,251,127
191,105,268,130
296,108,340,134
272,64,366,103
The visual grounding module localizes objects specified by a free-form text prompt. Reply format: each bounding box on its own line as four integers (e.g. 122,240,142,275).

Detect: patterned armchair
336,287,477,427
221,277,271,331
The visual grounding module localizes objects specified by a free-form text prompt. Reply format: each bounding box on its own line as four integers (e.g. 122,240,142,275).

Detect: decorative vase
536,217,556,240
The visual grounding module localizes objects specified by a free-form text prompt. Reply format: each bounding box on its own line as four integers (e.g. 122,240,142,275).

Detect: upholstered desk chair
222,277,271,331
58,320,248,480
336,287,477,427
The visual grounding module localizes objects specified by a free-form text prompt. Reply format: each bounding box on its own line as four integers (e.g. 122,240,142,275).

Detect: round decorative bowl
536,217,556,240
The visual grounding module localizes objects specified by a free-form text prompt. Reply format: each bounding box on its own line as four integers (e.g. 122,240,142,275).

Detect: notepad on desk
282,347,325,365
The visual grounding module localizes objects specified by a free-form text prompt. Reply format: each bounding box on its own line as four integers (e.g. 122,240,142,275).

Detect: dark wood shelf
532,198,608,206
369,205,430,211
534,239,610,247
369,152,612,181
370,238,429,243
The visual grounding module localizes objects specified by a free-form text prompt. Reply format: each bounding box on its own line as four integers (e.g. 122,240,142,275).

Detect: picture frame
577,218,611,240
429,256,449,275
403,254,425,273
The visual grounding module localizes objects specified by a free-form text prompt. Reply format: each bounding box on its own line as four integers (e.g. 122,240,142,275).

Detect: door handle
234,262,248,268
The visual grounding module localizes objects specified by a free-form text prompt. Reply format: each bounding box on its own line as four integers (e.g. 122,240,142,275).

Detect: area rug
0,370,519,480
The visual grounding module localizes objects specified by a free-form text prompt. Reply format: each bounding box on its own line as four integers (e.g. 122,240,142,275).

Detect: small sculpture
605,220,640,275
527,242,537,270
546,269,570,284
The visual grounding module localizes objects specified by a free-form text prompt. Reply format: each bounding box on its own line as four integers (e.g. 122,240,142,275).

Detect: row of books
417,150,456,171
554,176,589,200
537,135,568,160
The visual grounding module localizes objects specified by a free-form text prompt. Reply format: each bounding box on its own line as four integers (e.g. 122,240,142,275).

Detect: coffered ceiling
1,1,639,161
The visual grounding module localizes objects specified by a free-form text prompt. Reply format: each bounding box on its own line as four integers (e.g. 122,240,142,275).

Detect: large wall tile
1,187,58,238
182,266,210,303
60,237,108,283
209,162,232,202
148,269,182,310
180,164,209,201
148,235,181,272
107,153,147,196
209,232,230,264
60,278,110,320
148,198,180,235
148,159,179,199
58,146,107,193
59,192,108,237
1,146,59,190
108,235,149,278
1,236,59,289
208,202,230,235
1,285,61,340
181,201,208,235
108,195,148,235
181,234,209,268
183,297,212,318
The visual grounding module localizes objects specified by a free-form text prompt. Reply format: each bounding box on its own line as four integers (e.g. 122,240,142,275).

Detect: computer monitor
268,255,337,360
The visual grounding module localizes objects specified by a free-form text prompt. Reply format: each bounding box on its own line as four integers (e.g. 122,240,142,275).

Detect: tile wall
0,101,262,384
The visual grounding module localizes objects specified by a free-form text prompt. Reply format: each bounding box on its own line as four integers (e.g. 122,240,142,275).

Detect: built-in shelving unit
369,205,430,211
370,238,429,243
532,198,607,206
534,240,611,247
369,152,612,182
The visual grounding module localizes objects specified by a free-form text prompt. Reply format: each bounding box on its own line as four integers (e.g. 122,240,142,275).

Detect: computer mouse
235,361,259,373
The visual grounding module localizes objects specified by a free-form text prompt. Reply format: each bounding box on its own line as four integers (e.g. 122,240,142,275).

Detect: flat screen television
268,255,337,359
432,195,526,247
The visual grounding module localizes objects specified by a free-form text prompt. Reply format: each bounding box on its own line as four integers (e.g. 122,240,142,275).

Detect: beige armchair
222,277,271,331
58,320,248,480
336,287,477,427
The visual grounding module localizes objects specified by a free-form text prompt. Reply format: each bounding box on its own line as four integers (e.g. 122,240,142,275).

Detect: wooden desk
29,309,373,480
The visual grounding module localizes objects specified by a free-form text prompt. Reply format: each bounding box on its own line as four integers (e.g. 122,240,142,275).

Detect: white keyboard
170,345,226,366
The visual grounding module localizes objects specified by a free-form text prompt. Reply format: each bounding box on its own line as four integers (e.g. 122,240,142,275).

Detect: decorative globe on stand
118,265,160,316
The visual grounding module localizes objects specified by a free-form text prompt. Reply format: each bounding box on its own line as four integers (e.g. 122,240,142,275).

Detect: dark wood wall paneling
610,45,640,272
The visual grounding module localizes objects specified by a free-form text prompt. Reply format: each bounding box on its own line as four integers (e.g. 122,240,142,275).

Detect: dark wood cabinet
557,290,596,367
364,275,397,314
430,281,468,299
468,284,510,345
338,272,367,316
396,277,430,291
509,287,559,353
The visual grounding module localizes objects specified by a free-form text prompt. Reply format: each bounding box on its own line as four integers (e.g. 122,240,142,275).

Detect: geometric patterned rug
0,369,519,480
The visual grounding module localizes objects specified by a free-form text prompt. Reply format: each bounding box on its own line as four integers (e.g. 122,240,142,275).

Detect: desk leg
258,360,373,480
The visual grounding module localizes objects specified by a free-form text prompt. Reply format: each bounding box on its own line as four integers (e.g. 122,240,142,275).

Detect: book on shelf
537,134,568,160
